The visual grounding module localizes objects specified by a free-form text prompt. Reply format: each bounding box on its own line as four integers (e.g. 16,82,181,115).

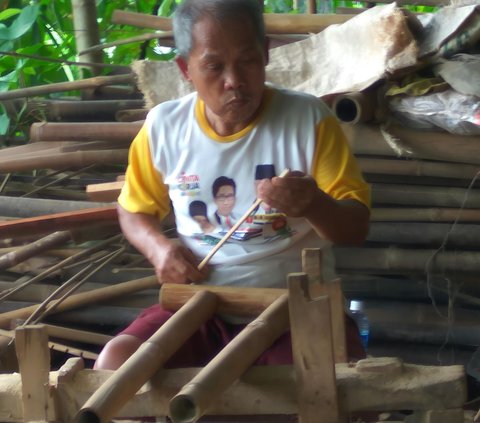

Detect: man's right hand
150,239,207,284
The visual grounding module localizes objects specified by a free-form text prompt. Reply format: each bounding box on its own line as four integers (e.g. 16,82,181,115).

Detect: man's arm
256,172,370,245
117,204,207,284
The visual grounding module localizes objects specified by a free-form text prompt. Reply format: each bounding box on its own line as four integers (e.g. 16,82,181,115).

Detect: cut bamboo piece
288,273,343,423
332,91,376,124
169,293,290,423
112,10,354,34
30,121,143,144
74,290,218,423
0,74,134,101
0,275,158,329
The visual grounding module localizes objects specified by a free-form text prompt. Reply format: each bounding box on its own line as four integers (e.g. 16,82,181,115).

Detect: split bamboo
371,207,480,222
74,290,218,423
169,294,289,423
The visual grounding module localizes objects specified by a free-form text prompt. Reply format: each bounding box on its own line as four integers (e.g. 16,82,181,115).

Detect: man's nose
224,66,244,90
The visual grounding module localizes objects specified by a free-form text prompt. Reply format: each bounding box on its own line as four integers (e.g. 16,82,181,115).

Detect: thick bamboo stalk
112,10,354,34
0,196,112,219
0,74,134,101
371,183,480,208
9,99,145,122
371,207,480,222
0,275,158,329
169,294,289,423
72,0,103,76
74,290,218,423
0,231,72,271
342,123,480,165
334,246,480,273
29,121,142,143
357,157,480,180
332,91,376,124
0,206,118,239
367,222,480,248
0,148,129,172
160,283,285,316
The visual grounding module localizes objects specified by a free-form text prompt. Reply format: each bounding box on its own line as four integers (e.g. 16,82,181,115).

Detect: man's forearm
304,192,370,246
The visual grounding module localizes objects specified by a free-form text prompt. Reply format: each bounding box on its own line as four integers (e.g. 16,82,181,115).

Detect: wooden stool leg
288,272,346,423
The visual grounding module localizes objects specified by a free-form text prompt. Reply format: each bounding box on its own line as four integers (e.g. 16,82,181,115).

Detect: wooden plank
288,273,343,423
15,324,56,422
86,180,124,202
0,205,118,239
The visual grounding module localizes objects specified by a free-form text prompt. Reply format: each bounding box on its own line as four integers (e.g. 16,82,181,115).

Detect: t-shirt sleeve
117,124,171,220
312,115,371,209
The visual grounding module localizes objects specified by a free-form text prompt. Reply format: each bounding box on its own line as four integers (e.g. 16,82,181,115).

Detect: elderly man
95,0,370,370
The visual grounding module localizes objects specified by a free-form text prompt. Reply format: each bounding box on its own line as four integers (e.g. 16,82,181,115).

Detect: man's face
178,16,267,136
214,184,236,216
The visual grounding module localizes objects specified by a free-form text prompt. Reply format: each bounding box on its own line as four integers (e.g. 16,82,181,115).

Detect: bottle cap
350,300,364,312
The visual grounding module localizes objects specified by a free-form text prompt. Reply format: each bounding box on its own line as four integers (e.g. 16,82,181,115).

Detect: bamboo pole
332,91,376,124
8,99,145,122
333,246,480,273
111,10,354,34
0,231,72,271
342,123,480,166
160,284,285,316
169,293,289,423
29,121,142,143
74,290,218,423
371,207,480,222
72,0,103,76
371,183,480,208
357,157,480,180
0,74,134,101
0,275,159,329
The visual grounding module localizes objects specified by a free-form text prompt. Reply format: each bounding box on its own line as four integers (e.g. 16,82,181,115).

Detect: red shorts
119,304,365,368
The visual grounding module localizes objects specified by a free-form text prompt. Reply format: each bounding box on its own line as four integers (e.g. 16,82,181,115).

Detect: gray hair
172,0,265,59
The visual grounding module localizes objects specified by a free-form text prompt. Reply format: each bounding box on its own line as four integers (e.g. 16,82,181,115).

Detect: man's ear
176,56,190,81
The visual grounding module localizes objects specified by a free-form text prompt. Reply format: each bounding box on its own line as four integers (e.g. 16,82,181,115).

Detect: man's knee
94,334,143,370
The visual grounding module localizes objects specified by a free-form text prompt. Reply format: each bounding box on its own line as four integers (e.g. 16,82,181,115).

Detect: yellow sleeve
117,124,171,220
312,116,371,209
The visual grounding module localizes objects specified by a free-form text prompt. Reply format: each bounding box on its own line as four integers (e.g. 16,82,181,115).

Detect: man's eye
206,63,222,71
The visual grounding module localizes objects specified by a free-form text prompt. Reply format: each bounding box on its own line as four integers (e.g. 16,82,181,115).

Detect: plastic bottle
350,300,370,350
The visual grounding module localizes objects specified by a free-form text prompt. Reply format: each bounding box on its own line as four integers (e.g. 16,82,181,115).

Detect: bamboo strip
74,290,218,423
111,10,354,34
0,74,135,101
169,294,289,423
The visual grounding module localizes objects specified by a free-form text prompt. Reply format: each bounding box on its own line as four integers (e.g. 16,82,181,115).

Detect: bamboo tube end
169,394,198,423
73,410,101,423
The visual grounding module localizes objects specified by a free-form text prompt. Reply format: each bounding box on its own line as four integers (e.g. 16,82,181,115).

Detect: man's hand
256,171,317,218
150,238,207,284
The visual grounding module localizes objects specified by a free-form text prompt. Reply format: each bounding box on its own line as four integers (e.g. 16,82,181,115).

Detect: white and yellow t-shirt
119,86,370,288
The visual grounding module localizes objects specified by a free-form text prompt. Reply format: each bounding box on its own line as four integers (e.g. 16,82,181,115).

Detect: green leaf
0,4,40,41
0,8,21,22
0,110,10,136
